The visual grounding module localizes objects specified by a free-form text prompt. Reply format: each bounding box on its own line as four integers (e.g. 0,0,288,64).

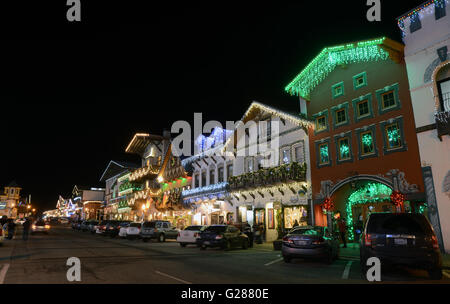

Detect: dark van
360,213,442,280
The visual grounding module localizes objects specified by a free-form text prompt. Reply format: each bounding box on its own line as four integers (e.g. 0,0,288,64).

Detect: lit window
335,109,347,125
319,144,330,165
360,131,375,155
357,100,370,118
381,91,396,110
385,123,402,149
338,138,351,161
316,116,327,131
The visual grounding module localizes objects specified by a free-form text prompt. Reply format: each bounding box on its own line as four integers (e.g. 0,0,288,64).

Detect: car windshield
142,222,156,228
367,213,433,235
130,223,141,228
204,226,227,233
184,226,203,231
290,227,323,236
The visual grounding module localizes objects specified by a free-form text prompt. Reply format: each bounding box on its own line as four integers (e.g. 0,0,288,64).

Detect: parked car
72,220,83,230
140,220,179,242
80,221,91,232
197,225,249,250
31,220,50,234
360,212,443,280
59,218,70,224
119,222,141,239
177,225,206,247
95,220,111,235
281,226,339,264
87,221,100,233
105,221,130,237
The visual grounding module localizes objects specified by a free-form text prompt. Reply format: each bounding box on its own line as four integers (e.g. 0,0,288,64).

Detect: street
0,225,448,284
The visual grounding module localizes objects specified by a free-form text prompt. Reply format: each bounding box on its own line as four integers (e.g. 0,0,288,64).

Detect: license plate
204,241,210,245
295,240,308,246
394,238,407,246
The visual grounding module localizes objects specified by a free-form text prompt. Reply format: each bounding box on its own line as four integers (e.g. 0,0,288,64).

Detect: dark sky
0,1,427,211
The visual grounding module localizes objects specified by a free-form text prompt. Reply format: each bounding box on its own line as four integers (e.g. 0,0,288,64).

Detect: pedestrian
338,217,347,248
293,219,299,228
22,218,31,241
6,219,16,240
243,222,253,248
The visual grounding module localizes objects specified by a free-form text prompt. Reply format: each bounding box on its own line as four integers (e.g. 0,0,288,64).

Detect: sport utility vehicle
360,213,442,280
140,220,179,242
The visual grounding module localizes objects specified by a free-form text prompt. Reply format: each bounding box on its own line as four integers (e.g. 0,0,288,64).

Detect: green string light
339,141,350,159
320,145,329,163
345,183,392,241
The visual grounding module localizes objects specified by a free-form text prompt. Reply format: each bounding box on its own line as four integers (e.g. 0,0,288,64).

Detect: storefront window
267,208,275,229
284,206,308,229
255,209,264,225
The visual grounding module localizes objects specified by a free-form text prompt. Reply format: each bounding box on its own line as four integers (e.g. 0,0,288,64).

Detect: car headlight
45,225,50,229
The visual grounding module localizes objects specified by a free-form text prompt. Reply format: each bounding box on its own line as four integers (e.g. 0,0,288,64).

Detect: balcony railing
228,162,307,191
435,110,450,141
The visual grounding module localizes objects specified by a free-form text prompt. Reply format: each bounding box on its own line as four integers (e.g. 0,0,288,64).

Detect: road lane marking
443,271,450,279
155,270,192,284
265,258,283,266
0,264,10,284
342,261,353,279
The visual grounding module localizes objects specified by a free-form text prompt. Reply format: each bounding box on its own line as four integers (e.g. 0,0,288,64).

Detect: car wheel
158,234,165,242
283,256,291,263
428,268,443,280
180,243,186,247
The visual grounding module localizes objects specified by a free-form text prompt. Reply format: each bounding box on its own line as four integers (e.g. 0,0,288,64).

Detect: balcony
435,110,450,141
228,162,307,191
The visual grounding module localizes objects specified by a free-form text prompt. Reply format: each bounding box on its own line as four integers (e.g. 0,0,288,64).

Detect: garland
390,191,405,207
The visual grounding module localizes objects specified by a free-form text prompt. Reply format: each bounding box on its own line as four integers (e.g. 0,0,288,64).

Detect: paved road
0,225,448,284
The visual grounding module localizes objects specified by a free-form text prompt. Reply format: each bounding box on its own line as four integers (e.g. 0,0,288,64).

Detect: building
0,181,24,218
285,38,427,243
228,102,312,242
71,185,105,220
55,195,79,218
181,127,235,226
99,160,139,220
397,0,450,252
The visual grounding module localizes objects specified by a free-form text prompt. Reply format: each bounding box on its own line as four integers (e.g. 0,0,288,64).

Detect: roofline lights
125,133,150,153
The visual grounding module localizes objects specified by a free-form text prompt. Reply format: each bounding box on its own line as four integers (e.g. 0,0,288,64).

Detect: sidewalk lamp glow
27,205,31,209
32,209,36,212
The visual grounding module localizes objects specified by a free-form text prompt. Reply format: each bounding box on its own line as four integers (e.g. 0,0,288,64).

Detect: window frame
355,125,378,160
353,71,368,90
380,117,408,155
315,139,332,168
279,145,292,165
331,102,350,130
293,140,306,164
217,166,224,183
360,131,375,156
312,110,329,135
409,13,422,33
375,84,401,115
337,137,351,162
332,81,345,99
352,93,374,123
435,0,446,20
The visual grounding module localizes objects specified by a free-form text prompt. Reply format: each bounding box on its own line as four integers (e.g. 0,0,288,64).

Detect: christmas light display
390,191,405,207
323,198,334,211
346,183,392,240
387,126,401,146
181,182,229,198
285,38,389,99
339,142,350,159
320,145,329,163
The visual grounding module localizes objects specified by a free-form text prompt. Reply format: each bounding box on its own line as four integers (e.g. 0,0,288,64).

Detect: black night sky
0,1,427,211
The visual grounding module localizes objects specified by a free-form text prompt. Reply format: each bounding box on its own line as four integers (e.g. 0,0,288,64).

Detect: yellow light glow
125,133,150,153
157,176,164,183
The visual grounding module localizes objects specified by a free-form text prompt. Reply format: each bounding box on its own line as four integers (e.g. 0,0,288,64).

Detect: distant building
71,185,105,220
0,181,23,218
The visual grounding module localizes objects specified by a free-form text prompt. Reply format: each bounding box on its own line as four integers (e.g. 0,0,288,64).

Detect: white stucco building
398,0,450,252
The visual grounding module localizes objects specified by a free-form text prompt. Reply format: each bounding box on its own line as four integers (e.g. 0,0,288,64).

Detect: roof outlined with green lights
284,37,404,99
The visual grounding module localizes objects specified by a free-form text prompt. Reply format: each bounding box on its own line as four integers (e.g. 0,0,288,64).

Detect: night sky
0,1,427,211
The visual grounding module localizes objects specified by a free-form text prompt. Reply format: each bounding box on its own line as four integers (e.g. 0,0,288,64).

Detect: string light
285,38,389,99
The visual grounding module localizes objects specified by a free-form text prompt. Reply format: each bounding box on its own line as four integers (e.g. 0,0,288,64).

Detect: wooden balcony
436,110,450,141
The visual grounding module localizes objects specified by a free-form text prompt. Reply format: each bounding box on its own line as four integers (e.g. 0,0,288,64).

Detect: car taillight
312,237,325,245
215,235,223,240
282,236,293,244
32,225,36,229
365,234,375,247
431,235,440,250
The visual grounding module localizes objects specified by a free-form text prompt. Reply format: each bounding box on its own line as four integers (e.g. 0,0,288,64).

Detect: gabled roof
241,101,312,127
6,180,21,188
99,160,140,182
285,37,404,99
125,133,164,155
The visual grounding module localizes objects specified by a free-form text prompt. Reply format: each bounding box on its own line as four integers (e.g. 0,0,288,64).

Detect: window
353,72,367,90
218,167,224,183
335,109,347,125
338,138,351,161
435,0,446,20
381,91,396,110
332,82,345,99
246,158,253,173
294,142,305,163
360,131,375,156
227,164,233,179
385,123,402,149
195,174,200,188
319,144,330,165
209,168,215,184
281,147,291,164
201,171,206,187
316,116,327,131
438,78,450,111
410,14,422,33
357,100,370,118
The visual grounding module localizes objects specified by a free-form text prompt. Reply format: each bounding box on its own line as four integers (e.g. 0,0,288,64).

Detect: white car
31,221,50,234
119,222,141,239
59,218,69,224
177,225,206,247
